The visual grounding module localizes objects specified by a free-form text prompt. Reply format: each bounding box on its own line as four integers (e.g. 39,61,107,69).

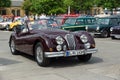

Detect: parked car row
0,17,24,31
86,15,120,38
8,14,120,67
59,15,120,39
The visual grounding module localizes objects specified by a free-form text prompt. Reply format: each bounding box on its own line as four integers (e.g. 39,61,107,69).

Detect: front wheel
101,31,109,38
10,39,19,55
111,36,116,39
35,42,50,67
77,54,92,62
5,25,10,31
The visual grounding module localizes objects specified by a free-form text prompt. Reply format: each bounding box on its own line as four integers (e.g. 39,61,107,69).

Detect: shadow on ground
19,53,103,68
0,58,21,66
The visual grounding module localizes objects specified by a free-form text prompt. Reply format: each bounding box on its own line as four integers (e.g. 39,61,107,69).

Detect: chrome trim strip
45,48,98,58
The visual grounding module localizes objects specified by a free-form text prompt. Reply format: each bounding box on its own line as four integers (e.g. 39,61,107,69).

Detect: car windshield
55,17,67,25
96,18,110,25
28,19,59,30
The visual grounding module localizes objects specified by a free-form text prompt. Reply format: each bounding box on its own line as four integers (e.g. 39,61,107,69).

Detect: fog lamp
56,45,62,51
85,43,91,49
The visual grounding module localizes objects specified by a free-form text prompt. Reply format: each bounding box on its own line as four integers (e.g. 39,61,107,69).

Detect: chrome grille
65,34,75,50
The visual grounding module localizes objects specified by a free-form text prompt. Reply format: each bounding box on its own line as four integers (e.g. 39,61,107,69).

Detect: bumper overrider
45,48,98,58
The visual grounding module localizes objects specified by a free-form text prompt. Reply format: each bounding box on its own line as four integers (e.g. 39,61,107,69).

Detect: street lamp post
68,6,70,15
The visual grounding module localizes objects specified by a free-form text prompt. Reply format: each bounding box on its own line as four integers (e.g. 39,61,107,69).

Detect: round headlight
110,27,113,32
56,45,62,51
96,26,99,31
85,26,88,30
56,36,64,44
85,43,90,49
80,34,88,43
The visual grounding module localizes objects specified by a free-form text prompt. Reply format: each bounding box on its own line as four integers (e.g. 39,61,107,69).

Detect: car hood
0,22,12,25
32,28,70,37
32,28,87,38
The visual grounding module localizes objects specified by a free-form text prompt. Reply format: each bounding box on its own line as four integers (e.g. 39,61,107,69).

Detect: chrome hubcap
11,40,15,53
36,46,43,63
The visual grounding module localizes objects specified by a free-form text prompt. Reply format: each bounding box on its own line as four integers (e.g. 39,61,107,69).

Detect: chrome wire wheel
10,39,18,55
35,42,50,67
6,25,9,31
77,54,92,62
10,40,15,53
101,31,108,38
36,46,43,63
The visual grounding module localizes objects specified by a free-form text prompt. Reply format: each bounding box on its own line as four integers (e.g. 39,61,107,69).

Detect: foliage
22,0,120,15
0,0,11,7
94,0,120,10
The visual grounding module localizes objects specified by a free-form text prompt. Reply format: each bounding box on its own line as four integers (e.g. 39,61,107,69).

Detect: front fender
34,34,56,52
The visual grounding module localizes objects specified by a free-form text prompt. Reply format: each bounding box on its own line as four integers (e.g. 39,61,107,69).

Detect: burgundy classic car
110,26,120,39
9,19,97,67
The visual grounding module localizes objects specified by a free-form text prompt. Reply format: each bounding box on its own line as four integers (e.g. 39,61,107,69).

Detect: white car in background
0,20,12,30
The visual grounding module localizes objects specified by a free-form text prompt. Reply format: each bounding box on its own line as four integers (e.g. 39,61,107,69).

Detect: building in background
0,0,25,17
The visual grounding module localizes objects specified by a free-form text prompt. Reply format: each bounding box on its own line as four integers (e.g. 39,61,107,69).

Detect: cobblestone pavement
0,31,120,80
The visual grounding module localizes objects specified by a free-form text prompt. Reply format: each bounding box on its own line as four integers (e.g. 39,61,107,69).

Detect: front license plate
66,51,70,56
65,51,78,56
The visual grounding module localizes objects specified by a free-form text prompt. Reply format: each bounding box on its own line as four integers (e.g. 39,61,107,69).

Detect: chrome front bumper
111,34,120,38
45,48,98,58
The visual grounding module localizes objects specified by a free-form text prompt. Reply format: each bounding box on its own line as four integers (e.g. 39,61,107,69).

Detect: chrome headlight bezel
80,34,88,43
96,26,99,31
56,36,64,45
110,27,113,32
56,45,62,51
85,26,88,30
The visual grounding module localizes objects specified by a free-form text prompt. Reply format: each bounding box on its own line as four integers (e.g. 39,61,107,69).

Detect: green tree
0,0,11,7
94,0,120,10
94,0,120,14
22,0,120,15
22,0,65,15
22,0,32,15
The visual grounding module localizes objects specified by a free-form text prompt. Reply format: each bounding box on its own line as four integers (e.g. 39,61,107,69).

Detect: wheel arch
32,38,49,56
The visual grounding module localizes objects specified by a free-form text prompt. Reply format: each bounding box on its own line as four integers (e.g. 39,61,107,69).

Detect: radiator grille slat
65,34,75,50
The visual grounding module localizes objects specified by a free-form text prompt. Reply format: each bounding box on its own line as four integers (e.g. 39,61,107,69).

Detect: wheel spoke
36,47,43,63
11,40,15,52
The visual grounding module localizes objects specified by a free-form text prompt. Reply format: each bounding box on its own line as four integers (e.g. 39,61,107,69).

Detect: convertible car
9,19,97,67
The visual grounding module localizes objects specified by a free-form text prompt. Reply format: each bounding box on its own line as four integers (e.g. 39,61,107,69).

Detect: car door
15,24,34,55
